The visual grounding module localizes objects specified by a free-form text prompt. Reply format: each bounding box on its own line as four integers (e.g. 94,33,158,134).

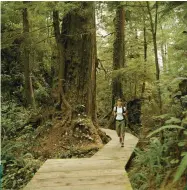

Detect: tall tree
112,3,125,106
87,6,97,123
147,1,162,113
147,1,159,80
22,1,35,107
53,10,67,110
141,10,148,97
160,25,167,72
59,2,99,128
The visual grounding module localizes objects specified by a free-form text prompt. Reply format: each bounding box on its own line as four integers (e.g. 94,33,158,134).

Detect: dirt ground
32,117,109,160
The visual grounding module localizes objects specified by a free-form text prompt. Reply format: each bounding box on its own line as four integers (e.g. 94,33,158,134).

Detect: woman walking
113,98,127,147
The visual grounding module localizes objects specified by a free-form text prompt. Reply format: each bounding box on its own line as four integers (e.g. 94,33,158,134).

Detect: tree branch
97,32,114,38
97,59,107,78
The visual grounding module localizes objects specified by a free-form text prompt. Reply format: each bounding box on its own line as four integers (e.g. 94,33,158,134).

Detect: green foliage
168,77,187,93
129,138,167,189
182,117,187,128
96,74,112,116
2,152,42,190
34,84,50,105
1,101,47,189
130,125,187,189
96,3,187,188
1,101,31,138
1,1,187,189
165,117,181,125
173,154,187,182
147,125,184,138
112,58,155,101
152,114,172,122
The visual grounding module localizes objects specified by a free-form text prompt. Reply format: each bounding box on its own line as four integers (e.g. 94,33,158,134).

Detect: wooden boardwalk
24,128,138,190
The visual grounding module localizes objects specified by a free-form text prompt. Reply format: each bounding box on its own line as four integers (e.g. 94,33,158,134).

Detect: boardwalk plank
33,169,128,179
24,183,132,190
23,128,138,190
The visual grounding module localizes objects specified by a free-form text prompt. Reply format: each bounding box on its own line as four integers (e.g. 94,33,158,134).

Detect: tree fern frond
147,125,184,138
173,154,187,182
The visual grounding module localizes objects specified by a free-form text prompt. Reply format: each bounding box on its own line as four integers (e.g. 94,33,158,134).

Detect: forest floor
32,116,109,160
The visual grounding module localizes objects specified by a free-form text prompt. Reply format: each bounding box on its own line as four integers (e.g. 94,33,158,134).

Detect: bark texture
141,20,147,97
147,2,160,81
112,5,125,106
52,2,103,144
22,1,35,107
60,2,97,122
53,10,66,109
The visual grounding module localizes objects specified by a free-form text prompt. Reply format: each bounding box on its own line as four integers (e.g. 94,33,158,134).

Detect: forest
1,1,187,190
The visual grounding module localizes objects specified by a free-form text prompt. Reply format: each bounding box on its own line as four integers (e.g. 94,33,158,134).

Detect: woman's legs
116,120,125,146
121,121,126,147
116,121,121,139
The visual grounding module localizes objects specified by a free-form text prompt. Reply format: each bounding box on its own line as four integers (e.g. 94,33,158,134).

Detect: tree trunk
141,21,147,97
58,2,102,144
60,2,98,123
112,4,125,106
147,2,162,113
61,2,93,111
22,1,35,107
161,26,167,72
147,2,159,80
87,6,97,124
53,10,65,109
143,26,147,62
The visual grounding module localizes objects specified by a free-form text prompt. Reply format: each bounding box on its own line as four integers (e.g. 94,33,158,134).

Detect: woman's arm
123,107,127,116
113,107,117,116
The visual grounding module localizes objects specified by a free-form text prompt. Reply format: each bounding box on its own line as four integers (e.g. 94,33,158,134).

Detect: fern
173,154,187,182
147,125,184,138
165,117,181,125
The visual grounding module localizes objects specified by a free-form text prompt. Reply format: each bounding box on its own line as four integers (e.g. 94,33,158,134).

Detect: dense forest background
1,1,187,190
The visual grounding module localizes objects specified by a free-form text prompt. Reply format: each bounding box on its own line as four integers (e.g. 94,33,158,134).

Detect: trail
24,128,138,190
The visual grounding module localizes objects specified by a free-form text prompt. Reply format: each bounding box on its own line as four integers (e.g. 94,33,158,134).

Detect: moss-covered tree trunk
53,10,66,110
112,4,125,106
87,8,97,124
60,2,97,120
53,2,104,145
22,2,35,107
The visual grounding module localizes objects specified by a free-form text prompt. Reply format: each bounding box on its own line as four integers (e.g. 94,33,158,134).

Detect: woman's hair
116,98,127,107
117,98,122,102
